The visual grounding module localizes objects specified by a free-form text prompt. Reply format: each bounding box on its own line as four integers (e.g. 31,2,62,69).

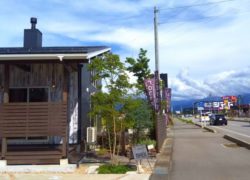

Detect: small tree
88,53,131,164
126,49,155,142
125,98,154,143
126,48,151,93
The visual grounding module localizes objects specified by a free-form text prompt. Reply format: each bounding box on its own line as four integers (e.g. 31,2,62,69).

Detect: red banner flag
154,71,161,112
164,88,171,113
144,78,156,109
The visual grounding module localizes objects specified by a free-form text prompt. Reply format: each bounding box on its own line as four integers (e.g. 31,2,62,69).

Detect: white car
200,113,210,122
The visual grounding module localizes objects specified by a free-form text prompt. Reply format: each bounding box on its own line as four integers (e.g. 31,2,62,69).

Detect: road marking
212,126,250,138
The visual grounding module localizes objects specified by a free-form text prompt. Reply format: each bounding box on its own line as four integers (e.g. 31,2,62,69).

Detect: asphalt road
212,121,250,139
192,117,250,141
170,119,250,180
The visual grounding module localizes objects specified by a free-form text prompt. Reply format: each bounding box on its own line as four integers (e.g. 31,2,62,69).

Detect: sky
0,0,250,101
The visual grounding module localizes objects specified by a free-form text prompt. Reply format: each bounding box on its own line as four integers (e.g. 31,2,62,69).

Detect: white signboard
197,107,204,111
132,145,148,160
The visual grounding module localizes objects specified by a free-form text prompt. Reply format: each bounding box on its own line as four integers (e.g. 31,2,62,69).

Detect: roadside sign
197,107,204,111
132,145,148,160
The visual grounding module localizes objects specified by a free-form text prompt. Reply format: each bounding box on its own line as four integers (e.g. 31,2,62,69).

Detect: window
29,88,48,102
9,87,49,102
9,88,27,102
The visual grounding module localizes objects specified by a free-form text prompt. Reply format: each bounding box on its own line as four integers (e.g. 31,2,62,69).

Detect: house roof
0,46,111,61
0,46,109,54
0,18,111,62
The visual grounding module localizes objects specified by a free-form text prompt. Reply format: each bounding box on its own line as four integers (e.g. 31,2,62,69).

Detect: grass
98,164,136,174
138,139,156,147
178,118,194,124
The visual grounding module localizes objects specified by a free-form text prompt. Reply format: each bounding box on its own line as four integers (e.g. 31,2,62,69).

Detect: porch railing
0,102,67,159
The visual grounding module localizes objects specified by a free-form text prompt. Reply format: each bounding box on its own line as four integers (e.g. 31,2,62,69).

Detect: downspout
77,63,83,144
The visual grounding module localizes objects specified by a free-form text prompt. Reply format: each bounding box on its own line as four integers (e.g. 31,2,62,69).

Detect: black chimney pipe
23,17,42,49
31,17,37,29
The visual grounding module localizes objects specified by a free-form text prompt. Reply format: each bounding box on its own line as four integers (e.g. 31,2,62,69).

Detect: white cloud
170,66,250,100
1,0,250,100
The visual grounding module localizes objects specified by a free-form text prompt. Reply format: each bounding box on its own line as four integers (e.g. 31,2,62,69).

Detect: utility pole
154,6,159,74
154,6,166,152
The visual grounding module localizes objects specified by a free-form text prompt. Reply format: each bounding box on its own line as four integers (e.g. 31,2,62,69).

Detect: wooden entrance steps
4,145,63,165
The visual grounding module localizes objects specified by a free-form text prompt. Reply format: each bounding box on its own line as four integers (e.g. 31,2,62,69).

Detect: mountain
171,99,196,111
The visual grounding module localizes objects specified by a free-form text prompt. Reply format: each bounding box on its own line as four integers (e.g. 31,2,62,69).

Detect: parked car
209,114,227,126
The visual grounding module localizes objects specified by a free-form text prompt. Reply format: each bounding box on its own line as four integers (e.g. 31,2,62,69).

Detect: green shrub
98,164,135,174
138,138,156,147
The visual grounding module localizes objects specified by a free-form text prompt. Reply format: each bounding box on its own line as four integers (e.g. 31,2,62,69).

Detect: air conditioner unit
86,127,97,144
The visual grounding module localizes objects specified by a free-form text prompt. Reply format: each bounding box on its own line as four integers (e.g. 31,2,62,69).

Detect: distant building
195,96,238,113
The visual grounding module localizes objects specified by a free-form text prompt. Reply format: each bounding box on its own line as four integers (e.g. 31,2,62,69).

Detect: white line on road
212,126,250,138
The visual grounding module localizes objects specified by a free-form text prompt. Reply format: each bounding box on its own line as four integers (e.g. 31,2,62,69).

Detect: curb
223,135,250,150
204,126,217,133
228,119,250,123
194,123,217,133
150,127,174,180
194,123,202,127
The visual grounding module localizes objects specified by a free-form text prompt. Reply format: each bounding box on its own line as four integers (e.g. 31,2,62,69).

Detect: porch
0,102,67,165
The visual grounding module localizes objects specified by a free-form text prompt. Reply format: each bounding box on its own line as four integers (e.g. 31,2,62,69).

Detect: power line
158,0,240,25
158,0,215,33
160,0,201,22
159,15,220,25
161,17,218,47
158,6,250,25
160,0,237,11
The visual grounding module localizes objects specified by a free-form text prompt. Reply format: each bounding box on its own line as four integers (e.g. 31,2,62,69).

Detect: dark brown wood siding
9,64,63,102
0,63,79,144
0,102,67,138
0,65,3,103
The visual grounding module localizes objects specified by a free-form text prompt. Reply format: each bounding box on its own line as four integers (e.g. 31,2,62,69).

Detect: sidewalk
0,174,151,180
170,119,250,180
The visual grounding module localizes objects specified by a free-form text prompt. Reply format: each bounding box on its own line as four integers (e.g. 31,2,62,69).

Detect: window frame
9,86,51,103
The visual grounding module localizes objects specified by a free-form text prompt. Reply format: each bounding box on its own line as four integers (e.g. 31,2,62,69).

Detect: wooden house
0,18,110,165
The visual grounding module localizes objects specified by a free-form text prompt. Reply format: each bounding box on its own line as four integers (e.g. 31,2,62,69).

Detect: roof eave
87,47,111,59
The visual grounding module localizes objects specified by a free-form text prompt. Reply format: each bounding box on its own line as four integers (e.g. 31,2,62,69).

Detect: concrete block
0,160,7,167
86,165,99,174
224,135,250,149
60,159,68,166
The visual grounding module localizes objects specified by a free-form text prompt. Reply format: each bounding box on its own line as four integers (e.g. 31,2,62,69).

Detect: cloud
171,66,250,100
1,0,250,100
